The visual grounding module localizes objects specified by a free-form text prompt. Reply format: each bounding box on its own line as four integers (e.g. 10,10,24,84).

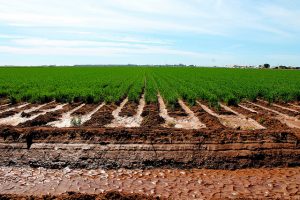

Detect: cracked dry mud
0,167,300,199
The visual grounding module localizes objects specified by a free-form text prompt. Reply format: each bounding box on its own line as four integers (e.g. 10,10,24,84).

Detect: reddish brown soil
204,102,235,115
0,103,40,118
1,167,299,199
190,104,226,129
168,102,188,118
291,101,300,106
237,103,291,130
19,103,81,127
277,101,300,111
0,126,299,169
82,104,117,127
0,191,160,200
119,101,139,117
141,103,165,127
20,103,59,118
71,104,99,116
256,101,299,117
1,101,300,199
0,98,9,105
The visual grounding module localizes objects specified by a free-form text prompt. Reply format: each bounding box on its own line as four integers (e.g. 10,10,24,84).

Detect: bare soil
82,104,117,127
141,103,165,127
0,191,160,200
208,103,235,115
1,167,299,199
1,100,300,199
119,101,139,117
257,100,299,117
168,101,188,118
190,104,225,129
0,98,9,105
0,103,32,118
236,103,291,130
20,102,58,118
19,103,81,127
71,104,99,116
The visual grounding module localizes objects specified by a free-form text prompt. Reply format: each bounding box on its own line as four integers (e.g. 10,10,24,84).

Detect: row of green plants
0,67,300,105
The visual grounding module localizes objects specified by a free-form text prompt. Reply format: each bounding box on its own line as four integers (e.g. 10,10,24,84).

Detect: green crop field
0,67,300,106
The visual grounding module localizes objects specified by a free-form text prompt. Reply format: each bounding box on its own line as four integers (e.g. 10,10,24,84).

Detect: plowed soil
237,103,291,130
190,104,226,129
168,101,188,118
0,103,33,118
141,103,165,127
19,103,81,127
119,101,139,117
82,104,116,127
1,100,300,199
71,104,99,116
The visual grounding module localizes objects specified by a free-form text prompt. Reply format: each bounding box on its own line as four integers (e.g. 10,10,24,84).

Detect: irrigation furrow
159,95,206,129
106,94,145,128
79,103,105,125
257,99,299,113
238,104,258,113
47,104,86,128
288,103,300,109
0,103,30,114
197,101,265,130
247,101,300,129
0,102,53,126
0,103,10,108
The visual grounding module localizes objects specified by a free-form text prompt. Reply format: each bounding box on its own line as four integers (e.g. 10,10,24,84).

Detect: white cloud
1,0,297,37
11,38,153,48
0,42,226,59
0,0,299,65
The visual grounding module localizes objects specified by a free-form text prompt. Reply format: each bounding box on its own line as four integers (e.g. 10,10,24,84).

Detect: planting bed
1,96,300,199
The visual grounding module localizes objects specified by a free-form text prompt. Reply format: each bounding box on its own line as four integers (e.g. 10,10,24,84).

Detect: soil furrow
257,100,299,117
197,102,264,130
247,101,300,129
0,103,30,117
119,101,139,117
82,104,117,127
237,102,290,130
158,95,205,129
141,103,165,128
47,104,86,128
106,95,145,128
18,103,81,127
0,103,52,126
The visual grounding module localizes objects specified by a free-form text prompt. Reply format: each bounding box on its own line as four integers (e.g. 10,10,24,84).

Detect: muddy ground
1,167,299,199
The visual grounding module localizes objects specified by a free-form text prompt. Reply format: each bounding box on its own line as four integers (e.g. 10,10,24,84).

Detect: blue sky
0,0,300,66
